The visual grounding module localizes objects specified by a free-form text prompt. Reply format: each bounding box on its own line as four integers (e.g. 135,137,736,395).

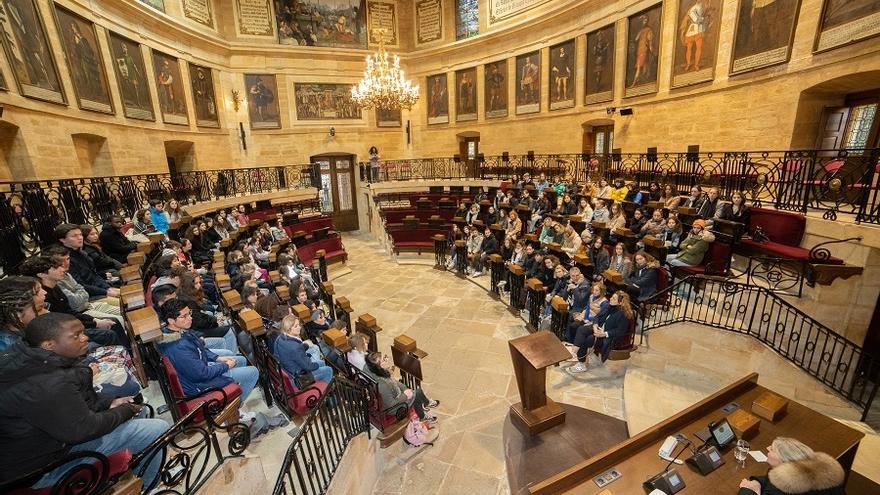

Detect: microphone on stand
644,439,691,494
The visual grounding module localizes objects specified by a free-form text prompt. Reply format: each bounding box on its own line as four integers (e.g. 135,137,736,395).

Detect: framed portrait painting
0,0,66,104
376,106,401,127
53,4,114,114
244,74,281,129
107,32,154,120
151,49,189,125
275,0,367,48
585,24,615,105
671,0,723,88
294,83,362,120
815,0,880,52
730,0,801,75
188,63,219,127
515,50,540,114
455,67,477,121
549,38,575,110
426,73,448,124
624,3,663,98
484,59,507,118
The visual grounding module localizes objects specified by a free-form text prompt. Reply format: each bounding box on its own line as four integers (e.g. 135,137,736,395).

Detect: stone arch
790,71,880,149
0,121,34,181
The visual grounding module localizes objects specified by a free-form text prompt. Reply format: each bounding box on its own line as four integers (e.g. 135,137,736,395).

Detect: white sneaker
240,411,256,423
568,362,589,373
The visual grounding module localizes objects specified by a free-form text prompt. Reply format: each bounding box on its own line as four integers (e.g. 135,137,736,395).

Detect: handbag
752,226,769,243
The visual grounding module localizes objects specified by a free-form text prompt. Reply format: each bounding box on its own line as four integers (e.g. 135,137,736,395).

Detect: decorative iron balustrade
371,148,880,225
639,276,879,421
0,164,314,273
272,377,370,495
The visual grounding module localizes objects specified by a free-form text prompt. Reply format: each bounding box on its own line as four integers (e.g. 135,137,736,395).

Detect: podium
509,331,572,435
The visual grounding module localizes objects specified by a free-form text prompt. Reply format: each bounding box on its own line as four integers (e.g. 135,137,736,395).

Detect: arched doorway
581,119,615,155
311,152,358,231
791,71,880,150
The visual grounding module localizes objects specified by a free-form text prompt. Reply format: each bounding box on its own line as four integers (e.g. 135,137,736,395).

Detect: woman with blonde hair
568,290,634,373
607,203,627,231
347,333,369,371
738,437,844,495
561,225,582,255
504,209,523,240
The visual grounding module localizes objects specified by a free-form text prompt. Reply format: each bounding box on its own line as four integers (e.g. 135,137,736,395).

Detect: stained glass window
844,104,878,149
456,0,479,40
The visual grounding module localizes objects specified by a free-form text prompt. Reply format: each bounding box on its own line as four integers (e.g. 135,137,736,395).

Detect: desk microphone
644,440,690,494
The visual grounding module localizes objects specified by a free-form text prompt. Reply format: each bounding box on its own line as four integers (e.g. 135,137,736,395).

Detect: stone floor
145,230,879,493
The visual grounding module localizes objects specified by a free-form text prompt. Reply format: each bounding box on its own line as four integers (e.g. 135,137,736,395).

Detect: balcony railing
0,164,315,272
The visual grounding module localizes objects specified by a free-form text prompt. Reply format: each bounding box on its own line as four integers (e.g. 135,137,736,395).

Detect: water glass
734,439,750,468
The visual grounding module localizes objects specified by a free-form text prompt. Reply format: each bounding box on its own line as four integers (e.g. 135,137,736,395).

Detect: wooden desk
530,374,864,495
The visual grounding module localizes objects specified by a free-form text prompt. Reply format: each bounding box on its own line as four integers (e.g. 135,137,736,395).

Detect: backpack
403,409,433,448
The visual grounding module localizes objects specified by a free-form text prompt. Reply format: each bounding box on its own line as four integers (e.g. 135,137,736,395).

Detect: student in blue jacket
159,299,259,403
149,199,169,235
272,314,333,386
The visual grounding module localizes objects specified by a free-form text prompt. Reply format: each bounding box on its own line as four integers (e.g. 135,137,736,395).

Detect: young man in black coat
99,215,138,264
55,223,120,299
0,313,167,489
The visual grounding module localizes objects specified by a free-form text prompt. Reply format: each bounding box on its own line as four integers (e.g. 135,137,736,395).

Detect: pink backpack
403,409,433,447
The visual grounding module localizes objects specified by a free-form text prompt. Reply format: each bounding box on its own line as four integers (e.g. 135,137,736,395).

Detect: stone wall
0,0,877,181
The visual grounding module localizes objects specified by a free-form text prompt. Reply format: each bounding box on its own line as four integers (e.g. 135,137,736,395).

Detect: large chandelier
351,29,419,110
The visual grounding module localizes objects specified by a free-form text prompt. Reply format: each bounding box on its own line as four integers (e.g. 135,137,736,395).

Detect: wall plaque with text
416,0,442,44
236,0,274,36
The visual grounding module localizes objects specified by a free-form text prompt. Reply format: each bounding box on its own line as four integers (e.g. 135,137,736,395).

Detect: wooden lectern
509,331,572,436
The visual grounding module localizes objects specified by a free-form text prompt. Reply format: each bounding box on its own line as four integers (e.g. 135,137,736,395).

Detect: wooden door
310,154,359,231
816,107,851,153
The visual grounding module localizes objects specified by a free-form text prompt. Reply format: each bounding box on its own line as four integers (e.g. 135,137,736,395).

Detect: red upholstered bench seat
298,237,347,265
390,229,446,254
280,371,328,416
737,207,843,265
6,450,133,495
162,356,242,423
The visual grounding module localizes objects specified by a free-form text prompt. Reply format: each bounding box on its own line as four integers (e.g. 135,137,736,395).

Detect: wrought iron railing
0,163,315,272
640,275,879,420
272,377,371,495
371,148,880,225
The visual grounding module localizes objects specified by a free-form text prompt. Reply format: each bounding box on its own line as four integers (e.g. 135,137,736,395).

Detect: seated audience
660,184,682,210
576,197,593,223
346,333,369,371
177,272,236,352
564,282,609,345
625,252,659,301
81,224,122,278
715,190,751,227
647,182,662,201
0,313,168,489
557,194,577,216
465,203,480,225
454,201,469,219
233,204,250,227
666,219,714,268
504,209,523,240
127,209,153,243
683,185,705,210
567,290,634,373
595,178,612,201
624,181,643,203
364,351,439,423
609,179,628,202
0,276,47,352
205,217,224,246
273,314,333,386
45,246,122,323
470,226,498,277
99,215,137,264
592,199,610,224
561,225,582,255
697,187,720,219
607,203,626,231
563,267,591,334
589,237,610,278
639,208,666,239
738,437,844,495
661,216,684,253
159,300,259,409
166,198,189,223
485,205,499,226
214,214,231,239
628,208,648,234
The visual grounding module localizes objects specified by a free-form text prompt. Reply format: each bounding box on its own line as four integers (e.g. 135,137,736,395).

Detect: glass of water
734,439,750,468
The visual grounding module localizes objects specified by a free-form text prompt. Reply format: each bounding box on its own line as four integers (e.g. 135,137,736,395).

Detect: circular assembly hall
2,0,880,494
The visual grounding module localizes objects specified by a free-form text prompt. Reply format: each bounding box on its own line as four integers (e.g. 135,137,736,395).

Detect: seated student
19,256,125,347
577,230,593,256
485,205,500,226
608,242,633,278
492,189,506,210
639,208,667,239
607,203,627,232
561,225,582,256
624,181,643,204
233,204,250,227
347,333,369,371
45,246,122,322
589,237,610,278
304,309,331,343
224,208,240,231
159,299,260,409
272,314,333,385
661,216,684,254
465,203,481,225
499,236,514,262
99,215,137,265
594,178,612,202
465,225,484,272
214,214,231,240
647,182,662,202
148,199,169,235
504,209,523,240
609,179,629,202
55,223,120,300
697,187,721,220
0,313,168,490
537,218,555,244
81,224,123,279
127,209,154,244
454,201,469,219
660,184,682,210
564,282,608,344
529,191,550,232
576,197,593,223
204,217,223,247
509,239,527,266
666,219,714,268
563,267,591,334
625,252,659,301
628,208,648,234
542,263,570,315
363,351,439,423
556,194,577,216
715,190,751,227
177,272,237,353
683,185,706,210
738,437,844,495
470,226,498,277
567,290,634,373
591,199,611,224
